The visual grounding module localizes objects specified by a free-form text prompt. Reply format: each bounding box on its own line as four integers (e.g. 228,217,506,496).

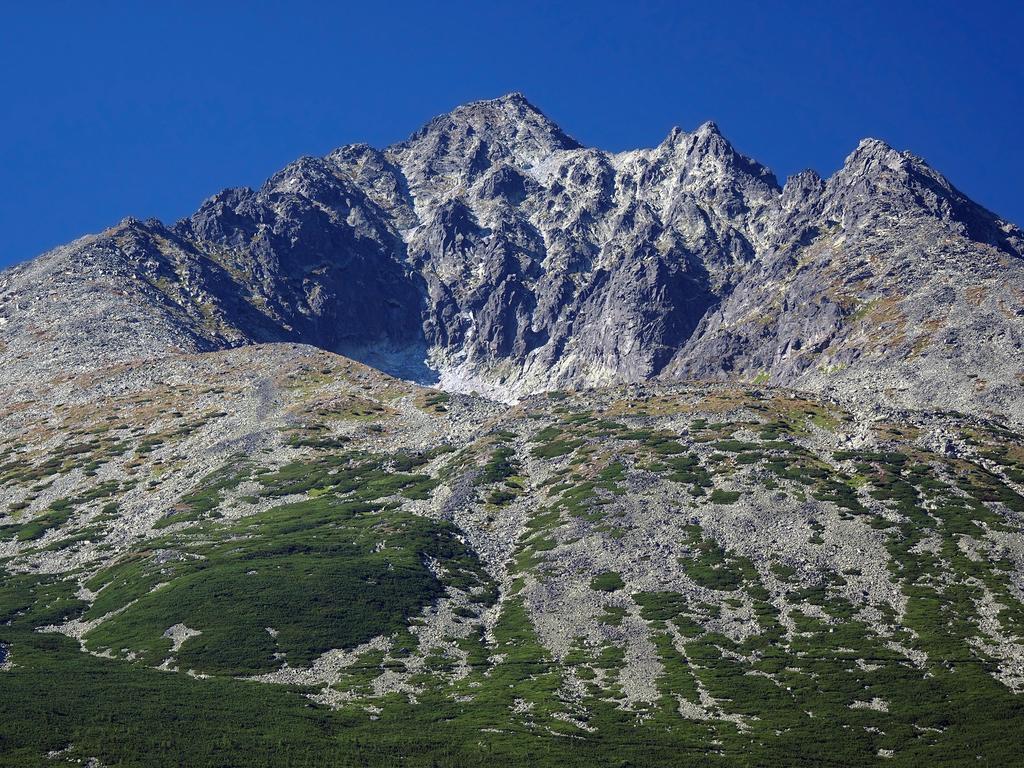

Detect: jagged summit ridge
1,93,1022,421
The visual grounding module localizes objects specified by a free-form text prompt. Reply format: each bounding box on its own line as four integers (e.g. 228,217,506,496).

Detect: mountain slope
2,346,1024,766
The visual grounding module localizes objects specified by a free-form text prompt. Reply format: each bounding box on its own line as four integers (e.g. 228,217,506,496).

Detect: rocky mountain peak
833,137,938,190
824,138,1024,257
387,93,581,191
2,94,1023,422
656,120,781,196
696,119,721,134
780,168,824,205
848,135,901,160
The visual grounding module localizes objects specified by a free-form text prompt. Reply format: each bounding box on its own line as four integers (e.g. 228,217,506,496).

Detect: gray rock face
2,93,1022,420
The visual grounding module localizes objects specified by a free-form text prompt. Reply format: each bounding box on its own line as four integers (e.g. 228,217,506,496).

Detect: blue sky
2,1,1021,267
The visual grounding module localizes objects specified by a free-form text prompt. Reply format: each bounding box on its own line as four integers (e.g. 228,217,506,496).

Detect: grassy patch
590,571,625,592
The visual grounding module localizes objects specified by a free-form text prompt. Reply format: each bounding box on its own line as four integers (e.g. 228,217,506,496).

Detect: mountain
2,95,1024,767
3,93,1021,419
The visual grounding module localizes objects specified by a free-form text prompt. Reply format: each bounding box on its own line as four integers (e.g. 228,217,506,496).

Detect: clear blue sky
2,1,1021,267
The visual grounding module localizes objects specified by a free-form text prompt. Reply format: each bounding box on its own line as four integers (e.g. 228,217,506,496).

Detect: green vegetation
2,500,74,541
709,488,741,504
531,437,583,459
677,526,754,591
472,439,525,506
476,442,520,486
590,571,625,592
80,450,483,676
3,387,1024,766
154,459,251,528
421,390,450,413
